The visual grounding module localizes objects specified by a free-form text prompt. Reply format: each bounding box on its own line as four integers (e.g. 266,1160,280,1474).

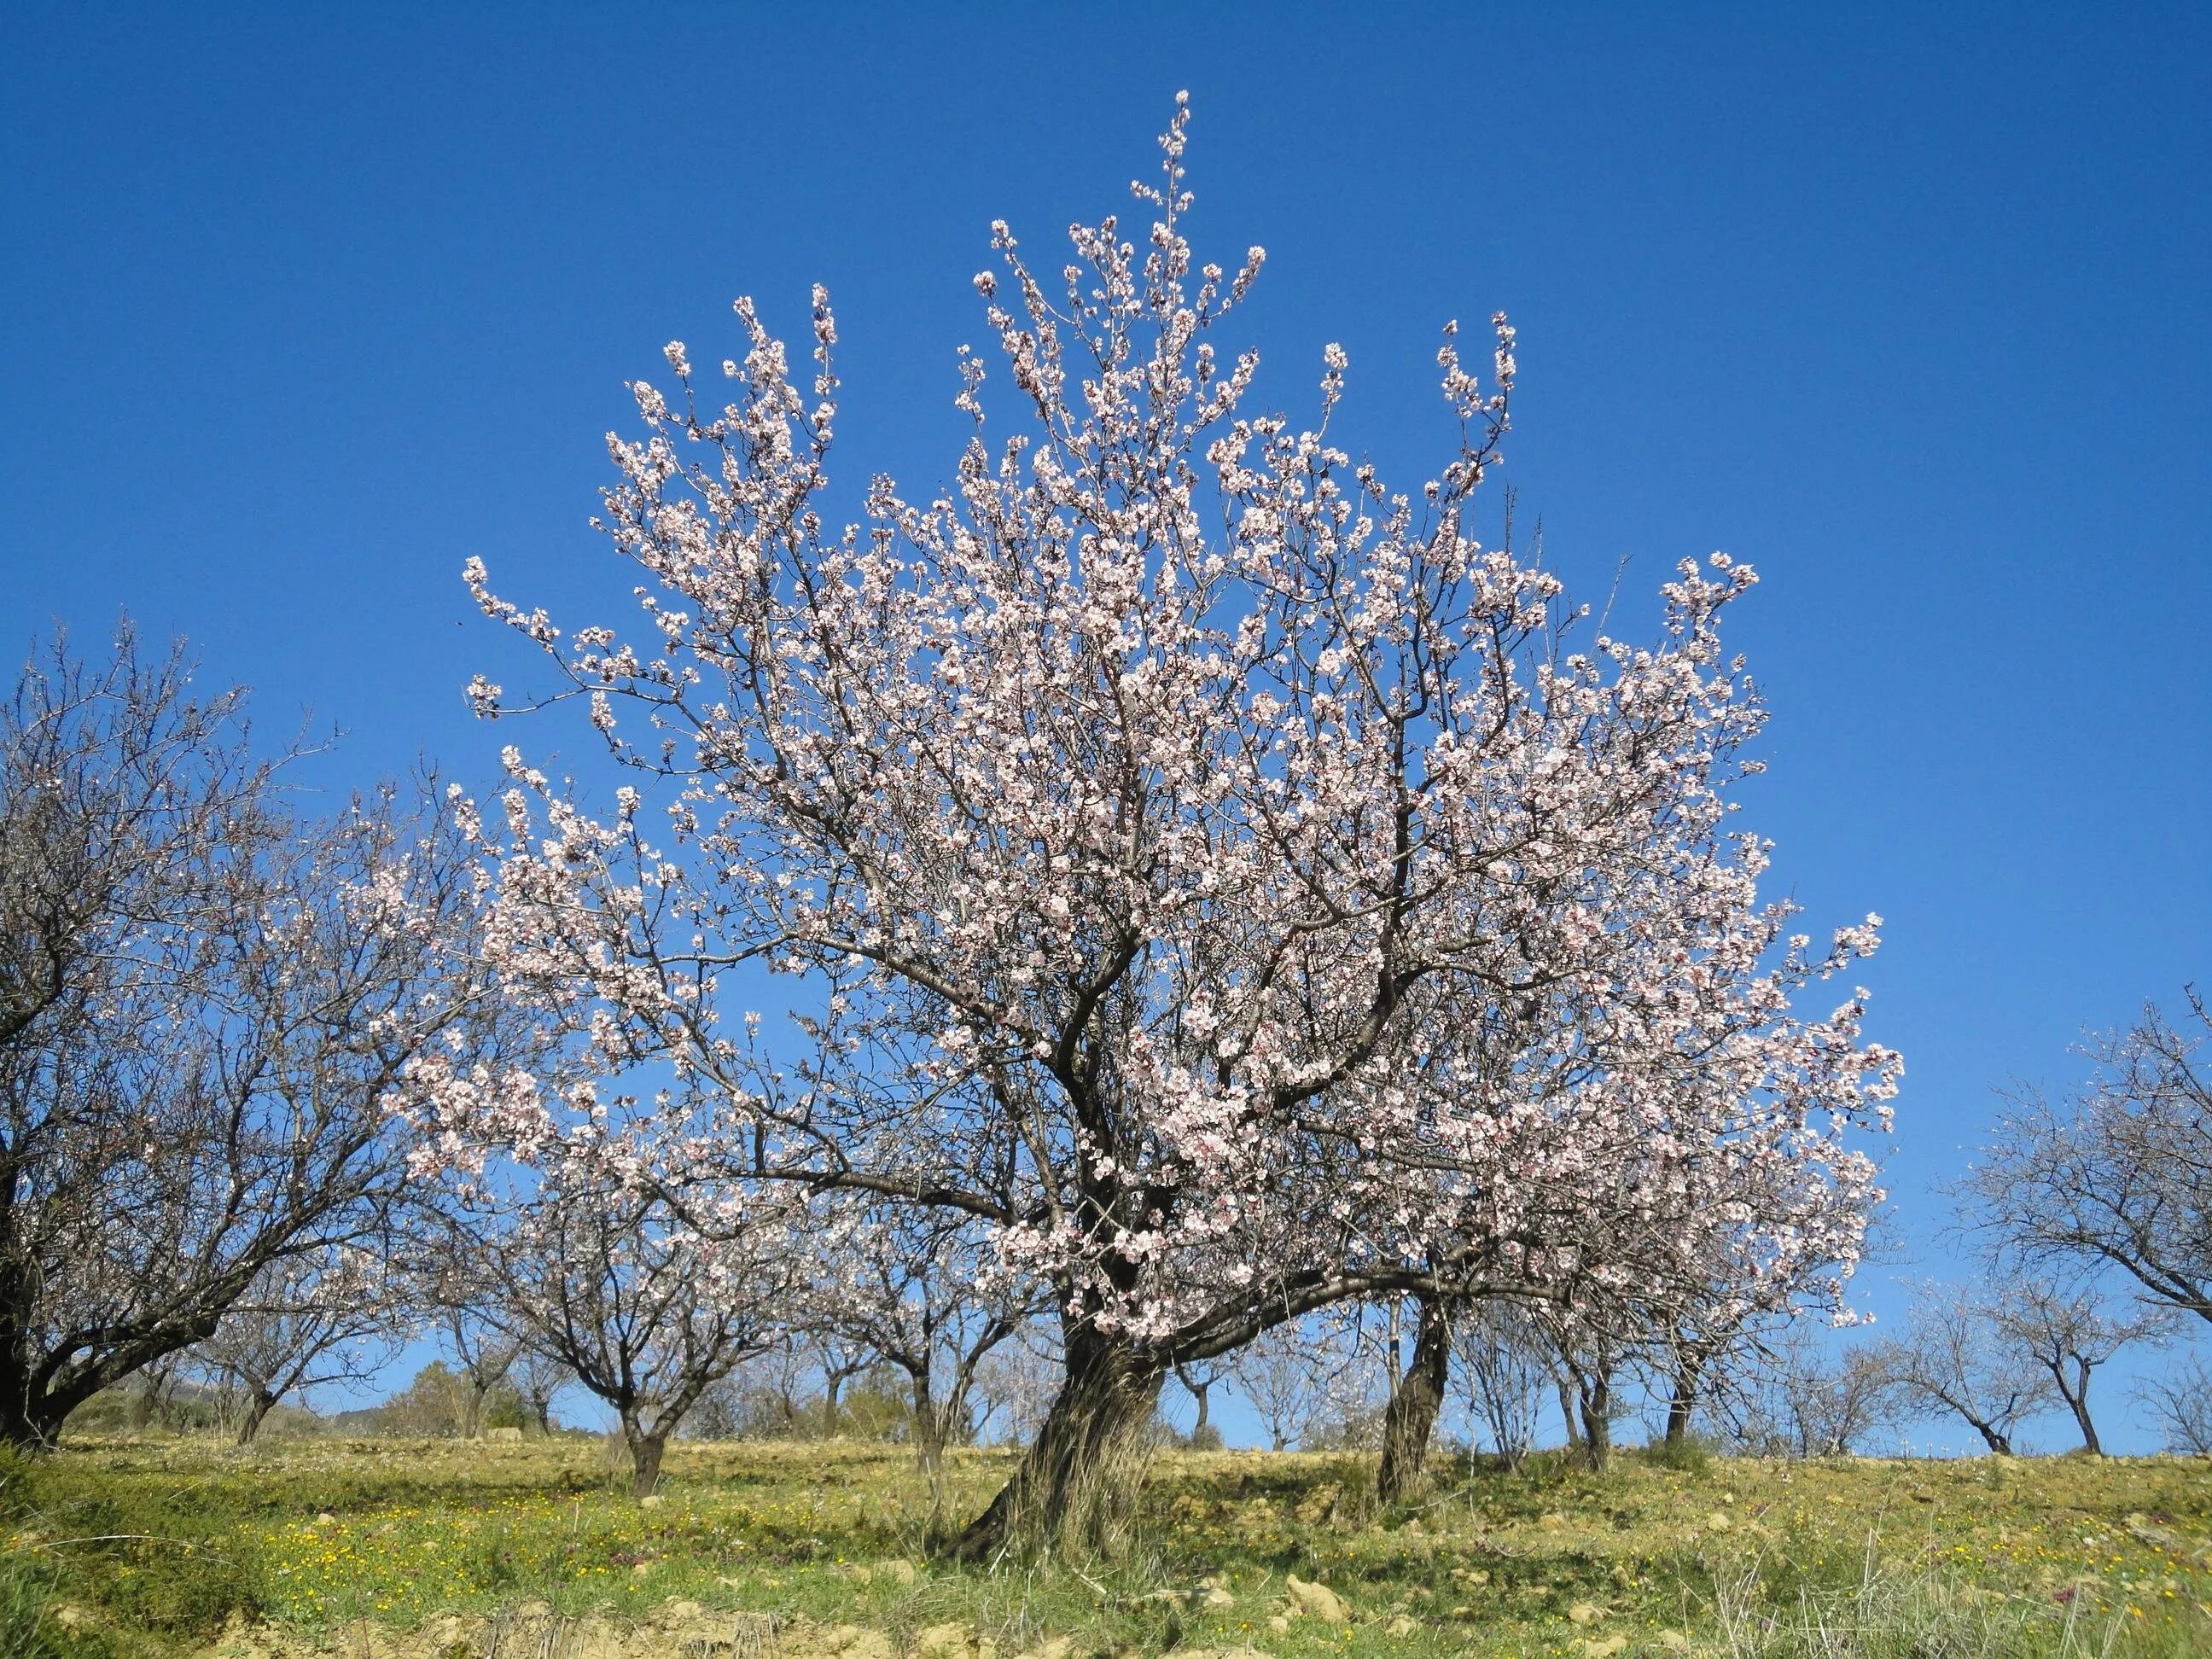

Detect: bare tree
971,1329,1061,1449
1454,1299,1547,1469
1718,1329,1901,1458
1231,1321,1330,1453
463,1169,789,1496
0,627,508,1447
1542,1324,1625,1472
819,1208,1028,1504
1963,995,2212,1328
1173,1355,1232,1448
1883,1283,2050,1455
509,1346,571,1435
203,1248,404,1444
433,1293,523,1441
1989,1277,2165,1456
2135,1354,2212,1455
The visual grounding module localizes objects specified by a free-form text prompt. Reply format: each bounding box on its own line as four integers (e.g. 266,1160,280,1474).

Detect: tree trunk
2060,1361,2102,1455
1579,1373,1612,1473
951,1328,1163,1563
1554,1377,1582,1457
1377,1295,1453,1503
623,1415,667,1499
1966,1416,2013,1456
1664,1359,1701,1449
236,1388,277,1446
1186,1377,1210,1439
462,1378,489,1439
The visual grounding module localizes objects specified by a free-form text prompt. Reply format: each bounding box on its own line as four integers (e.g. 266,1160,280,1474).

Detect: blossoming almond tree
429,98,1899,1555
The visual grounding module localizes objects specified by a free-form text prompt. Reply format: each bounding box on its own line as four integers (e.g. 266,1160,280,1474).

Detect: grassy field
3,1435,2209,1659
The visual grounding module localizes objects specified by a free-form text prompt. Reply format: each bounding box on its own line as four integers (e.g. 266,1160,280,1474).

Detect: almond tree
432,99,1898,1555
202,1247,404,1445
1965,994,2212,1328
1988,1277,2165,1456
817,1206,1032,1503
0,627,504,1447
439,1151,796,1496
1883,1282,2050,1455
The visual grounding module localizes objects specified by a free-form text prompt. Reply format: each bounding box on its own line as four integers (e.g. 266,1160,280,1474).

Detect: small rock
1656,1633,1694,1653
1266,1613,1293,1634
639,1493,667,1509
661,1599,705,1622
1202,1587,1236,1608
1384,1615,1418,1637
884,1557,919,1586
51,1607,83,1630
1704,1511,1732,1533
1577,1638,1628,1658
631,1561,654,1576
916,1622,975,1658
487,1426,524,1443
1450,1567,1490,1588
315,1511,337,1525
1284,1574,1348,1625
1015,1640,1074,1659
1567,1601,1604,1626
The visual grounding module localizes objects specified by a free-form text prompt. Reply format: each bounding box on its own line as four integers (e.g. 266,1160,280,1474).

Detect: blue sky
5,4,2208,1451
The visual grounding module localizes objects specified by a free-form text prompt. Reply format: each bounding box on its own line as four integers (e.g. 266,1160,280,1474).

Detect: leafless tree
462,1170,789,1495
1541,1324,1625,1472
971,1328,1061,1449
2135,1354,2212,1455
434,1294,523,1441
1988,1277,2166,1455
0,626,509,1447
1172,1354,1233,1447
202,1247,405,1444
1720,1329,1903,1458
818,1209,1028,1501
1453,1298,1547,1470
1962,995,2212,1328
509,1345,571,1435
1883,1282,2051,1454
1231,1320,1331,1452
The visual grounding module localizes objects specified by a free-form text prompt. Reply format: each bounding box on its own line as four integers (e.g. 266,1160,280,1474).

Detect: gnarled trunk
622,1414,667,1498
1377,1295,1453,1503
952,1328,1163,1563
1578,1372,1612,1472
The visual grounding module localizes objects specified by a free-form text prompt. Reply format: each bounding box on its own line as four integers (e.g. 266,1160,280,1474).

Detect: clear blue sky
5,5,2208,1450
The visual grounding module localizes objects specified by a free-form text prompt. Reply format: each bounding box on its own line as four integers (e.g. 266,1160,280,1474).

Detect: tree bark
951,1328,1163,1563
2058,1361,2102,1456
236,1388,278,1446
1664,1359,1701,1449
622,1416,667,1499
1554,1377,1582,1458
1377,1295,1453,1503
1579,1372,1612,1473
1965,1416,2013,1456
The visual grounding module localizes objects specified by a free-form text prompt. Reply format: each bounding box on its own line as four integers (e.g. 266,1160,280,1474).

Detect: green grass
3,1435,2209,1656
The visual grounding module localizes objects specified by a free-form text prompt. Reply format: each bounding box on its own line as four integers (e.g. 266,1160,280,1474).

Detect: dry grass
3,1435,2208,1657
